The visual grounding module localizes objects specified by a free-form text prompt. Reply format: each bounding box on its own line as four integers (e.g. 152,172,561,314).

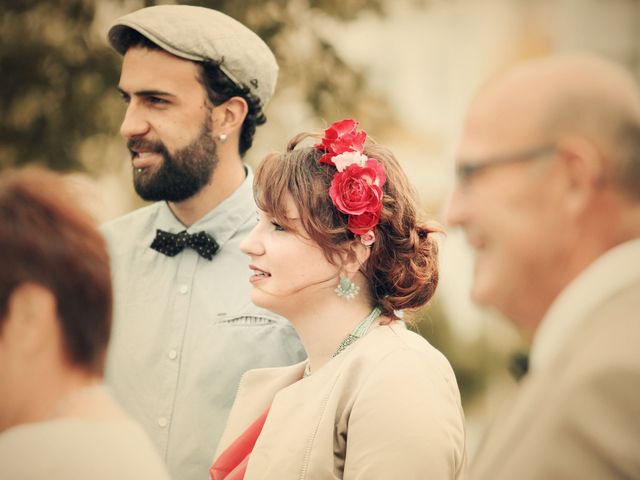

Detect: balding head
469,53,640,198
448,53,640,334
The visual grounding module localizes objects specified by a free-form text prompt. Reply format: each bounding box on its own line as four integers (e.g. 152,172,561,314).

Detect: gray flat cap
108,5,278,107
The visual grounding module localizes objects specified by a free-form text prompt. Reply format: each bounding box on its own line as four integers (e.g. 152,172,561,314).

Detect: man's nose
443,188,468,228
120,102,150,139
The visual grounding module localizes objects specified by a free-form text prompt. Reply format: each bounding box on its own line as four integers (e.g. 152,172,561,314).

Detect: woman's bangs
254,152,295,229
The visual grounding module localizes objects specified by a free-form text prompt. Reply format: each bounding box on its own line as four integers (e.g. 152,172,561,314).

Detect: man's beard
129,116,218,202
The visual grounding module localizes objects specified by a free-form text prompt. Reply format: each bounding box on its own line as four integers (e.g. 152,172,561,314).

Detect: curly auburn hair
253,132,441,320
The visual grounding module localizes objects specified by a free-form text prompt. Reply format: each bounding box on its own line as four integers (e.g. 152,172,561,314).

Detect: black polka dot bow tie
150,229,219,260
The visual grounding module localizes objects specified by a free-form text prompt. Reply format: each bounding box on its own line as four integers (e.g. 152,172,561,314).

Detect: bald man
446,53,640,479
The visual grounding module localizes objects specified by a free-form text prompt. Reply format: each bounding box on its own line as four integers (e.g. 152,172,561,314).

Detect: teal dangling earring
335,275,359,300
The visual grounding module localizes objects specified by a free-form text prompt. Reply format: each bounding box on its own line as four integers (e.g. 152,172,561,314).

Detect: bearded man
101,6,304,480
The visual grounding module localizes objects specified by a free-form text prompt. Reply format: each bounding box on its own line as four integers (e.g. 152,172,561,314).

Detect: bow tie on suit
150,229,219,260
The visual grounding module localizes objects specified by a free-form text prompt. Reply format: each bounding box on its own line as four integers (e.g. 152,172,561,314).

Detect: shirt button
168,349,178,360
158,417,168,428
178,285,189,294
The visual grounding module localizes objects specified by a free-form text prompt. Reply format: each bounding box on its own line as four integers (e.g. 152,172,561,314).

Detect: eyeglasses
455,144,556,186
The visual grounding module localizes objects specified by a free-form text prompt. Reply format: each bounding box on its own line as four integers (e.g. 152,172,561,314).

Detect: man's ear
212,96,249,139
3,283,58,355
341,240,372,275
556,134,608,214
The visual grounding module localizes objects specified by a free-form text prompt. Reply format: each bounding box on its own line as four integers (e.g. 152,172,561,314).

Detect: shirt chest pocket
218,314,277,326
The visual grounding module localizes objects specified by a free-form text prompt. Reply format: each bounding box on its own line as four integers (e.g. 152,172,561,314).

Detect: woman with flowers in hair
210,120,466,479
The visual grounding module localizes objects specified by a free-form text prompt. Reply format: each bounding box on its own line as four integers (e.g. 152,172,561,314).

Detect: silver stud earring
335,276,359,300
218,132,228,143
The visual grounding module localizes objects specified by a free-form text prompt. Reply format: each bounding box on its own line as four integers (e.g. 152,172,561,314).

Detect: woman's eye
271,221,285,232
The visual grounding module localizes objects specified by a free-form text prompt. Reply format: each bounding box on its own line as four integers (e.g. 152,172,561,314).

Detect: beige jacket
215,322,467,479
472,279,640,479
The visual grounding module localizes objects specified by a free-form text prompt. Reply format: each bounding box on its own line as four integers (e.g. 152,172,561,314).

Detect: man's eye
119,92,130,104
147,96,168,105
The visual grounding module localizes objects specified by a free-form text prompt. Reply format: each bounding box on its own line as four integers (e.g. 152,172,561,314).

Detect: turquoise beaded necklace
303,307,382,377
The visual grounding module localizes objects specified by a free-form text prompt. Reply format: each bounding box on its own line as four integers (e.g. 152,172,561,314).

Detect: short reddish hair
254,132,441,319
0,168,112,375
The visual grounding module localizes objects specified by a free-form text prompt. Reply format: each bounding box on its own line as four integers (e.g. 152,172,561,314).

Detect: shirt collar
154,165,256,249
529,238,640,373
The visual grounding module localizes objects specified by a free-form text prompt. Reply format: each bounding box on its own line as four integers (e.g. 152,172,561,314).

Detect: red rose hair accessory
314,119,386,245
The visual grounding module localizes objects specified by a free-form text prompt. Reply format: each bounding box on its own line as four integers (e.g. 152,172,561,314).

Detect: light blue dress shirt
101,168,305,480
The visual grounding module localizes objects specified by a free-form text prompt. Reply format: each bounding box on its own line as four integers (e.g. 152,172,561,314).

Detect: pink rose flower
348,211,381,235
315,119,387,239
329,162,384,216
363,158,386,187
315,119,367,166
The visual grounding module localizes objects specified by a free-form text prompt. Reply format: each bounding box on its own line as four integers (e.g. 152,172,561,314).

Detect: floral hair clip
314,119,386,246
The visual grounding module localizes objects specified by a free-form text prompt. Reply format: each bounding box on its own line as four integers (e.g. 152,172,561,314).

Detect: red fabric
210,406,271,480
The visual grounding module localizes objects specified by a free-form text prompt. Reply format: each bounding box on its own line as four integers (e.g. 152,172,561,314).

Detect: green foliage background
0,0,391,172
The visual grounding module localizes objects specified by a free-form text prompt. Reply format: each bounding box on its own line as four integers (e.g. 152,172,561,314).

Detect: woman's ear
341,240,372,275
